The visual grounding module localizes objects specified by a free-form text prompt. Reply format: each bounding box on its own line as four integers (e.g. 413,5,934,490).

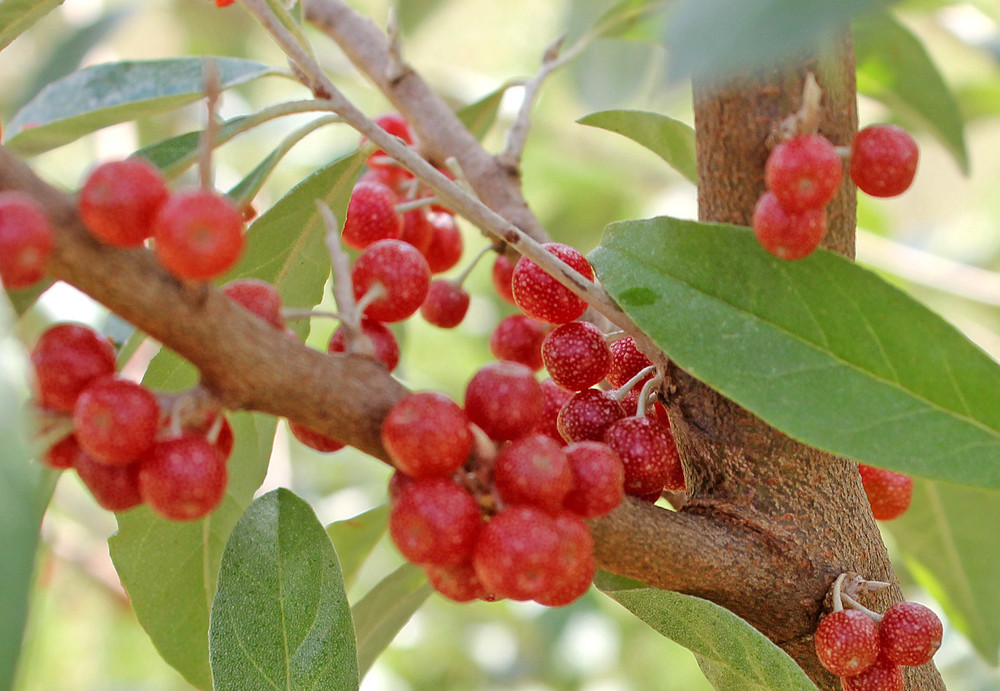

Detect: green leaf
352,563,431,677
456,87,507,141
886,480,1000,664
108,412,276,690
590,217,1000,489
0,0,63,52
853,11,968,174
590,0,668,40
132,115,254,179
6,57,285,155
663,0,897,82
0,293,57,691
6,280,52,316
595,572,818,690
326,504,390,590
577,109,697,183
209,488,359,691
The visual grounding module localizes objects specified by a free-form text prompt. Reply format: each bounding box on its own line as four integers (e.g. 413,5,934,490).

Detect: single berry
153,188,245,281
563,441,625,518
840,654,904,691
752,191,827,260
472,505,563,601
78,159,168,247
341,181,402,250
511,242,593,324
75,452,143,512
814,609,881,677
139,435,228,521
422,212,463,273
492,254,517,305
557,388,625,443
328,317,400,372
604,416,684,496
464,360,543,442
489,314,548,371
494,434,573,512
533,511,595,607
222,278,285,329
858,465,913,521
542,321,612,391
607,336,653,388
187,412,235,461
420,280,470,328
382,392,473,477
31,323,117,412
364,113,414,170
532,378,573,443
43,434,85,470
400,206,433,255
850,125,918,198
425,561,495,603
352,239,431,323
879,601,942,667
288,422,345,453
72,377,161,465
389,477,481,567
765,133,843,212
0,190,53,290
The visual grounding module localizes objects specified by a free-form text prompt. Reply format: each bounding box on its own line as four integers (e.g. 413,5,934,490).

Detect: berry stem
450,243,495,288
612,365,658,402
394,197,438,213
198,58,222,191
635,373,663,419
318,201,375,358
281,308,345,322
841,591,884,622
777,72,822,141
831,572,847,613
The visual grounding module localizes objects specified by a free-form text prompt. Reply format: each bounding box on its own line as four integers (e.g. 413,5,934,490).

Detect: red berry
222,278,285,329
604,416,684,496
752,191,827,260
557,388,625,443
563,441,625,518
328,317,400,372
382,392,473,478
31,323,117,412
814,609,880,677
364,113,414,170
858,465,913,521
850,125,918,198
420,280,470,328
214,0,236,6
879,601,942,667
607,336,653,389
472,505,563,601
765,134,842,212
425,561,495,603
341,181,402,251
400,206,433,255
494,434,573,512
75,452,143,512
78,159,168,247
422,212,463,274
389,477,481,567
0,190,53,290
187,412,235,461
72,377,161,465
533,511,595,607
511,243,593,324
489,314,548,371
139,435,228,521
532,378,573,443
288,422,345,453
464,361,543,442
840,654,903,691
153,188,245,281
542,321,612,391
43,434,84,470
352,239,431,323
491,254,517,305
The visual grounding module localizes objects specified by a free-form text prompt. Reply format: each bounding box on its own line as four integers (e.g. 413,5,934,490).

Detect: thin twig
198,58,222,190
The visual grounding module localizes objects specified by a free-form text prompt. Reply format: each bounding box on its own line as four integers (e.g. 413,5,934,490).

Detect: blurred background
6,0,1000,689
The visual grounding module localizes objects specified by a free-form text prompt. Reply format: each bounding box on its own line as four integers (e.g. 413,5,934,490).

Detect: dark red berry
765,134,842,212
472,505,563,601
422,212,463,274
389,477,481,567
139,435,228,521
72,377,161,465
288,422,345,453
31,323,117,412
563,441,625,518
494,434,573,512
491,254,517,305
464,361,543,442
557,388,625,443
0,190,53,290
420,280,470,328
607,336,653,389
425,561,495,603
840,654,903,691
489,314,548,371
532,378,573,443
752,191,827,260
78,159,168,247
352,239,431,323
382,392,472,477
364,113,414,170
342,181,402,250
879,601,942,667
604,416,683,496
153,188,244,281
75,452,143,512
43,434,84,470
400,206,433,255
511,243,593,324
542,321,612,391
814,609,880,677
222,278,285,329
328,317,400,372
850,125,918,198
858,465,913,521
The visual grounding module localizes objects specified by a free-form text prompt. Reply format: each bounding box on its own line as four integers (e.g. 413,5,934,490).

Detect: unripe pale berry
511,242,593,324
814,609,880,677
879,601,942,667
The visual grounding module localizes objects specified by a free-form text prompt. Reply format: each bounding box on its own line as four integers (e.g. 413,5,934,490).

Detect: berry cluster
32,322,232,520
753,124,918,260
815,575,942,690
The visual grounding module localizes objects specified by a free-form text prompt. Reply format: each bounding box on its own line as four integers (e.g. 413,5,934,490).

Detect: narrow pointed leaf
0,0,63,52
352,563,431,677
596,572,818,690
577,109,697,183
326,504,390,589
108,412,276,690
133,115,254,178
591,0,668,40
7,57,285,155
210,489,359,691
590,218,1000,489
886,480,1000,664
854,11,968,174
456,87,507,141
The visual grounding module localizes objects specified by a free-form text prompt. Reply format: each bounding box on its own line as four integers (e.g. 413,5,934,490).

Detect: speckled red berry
752,191,827,260
607,336,653,389
532,379,573,443
328,317,400,372
139,435,228,521
389,477,481,567
73,377,161,465
422,212,463,274
492,254,517,305
425,561,495,603
472,505,563,601
494,434,573,512
31,323,117,412
850,125,918,198
222,278,284,329
603,416,683,496
76,452,143,512
840,654,903,691
420,280,470,328
814,609,880,677
0,190,53,290
464,361,543,441
352,239,431,323
533,511,595,607
879,601,942,667
342,181,402,250
765,134,842,212
563,441,624,518
542,321,612,391
557,388,625,443
489,314,548,371
382,392,472,478
858,465,913,521
153,188,244,281
78,159,168,247
511,243,593,324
